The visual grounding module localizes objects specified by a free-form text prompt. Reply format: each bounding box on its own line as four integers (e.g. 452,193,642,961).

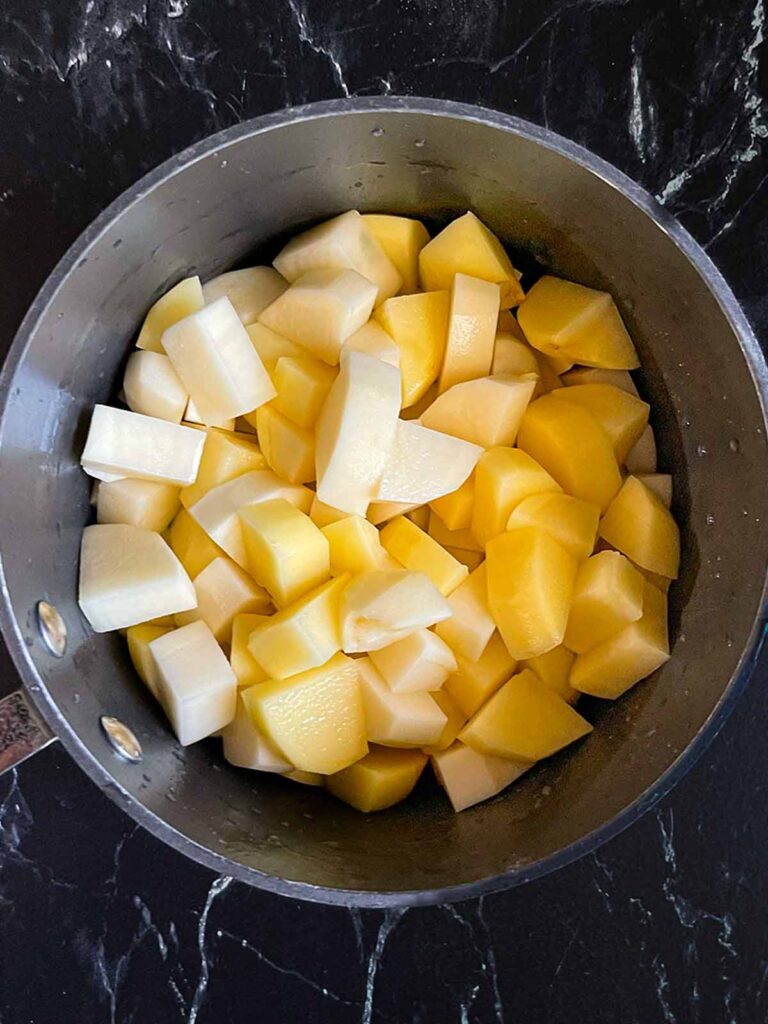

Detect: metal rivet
37,601,67,657
100,716,143,763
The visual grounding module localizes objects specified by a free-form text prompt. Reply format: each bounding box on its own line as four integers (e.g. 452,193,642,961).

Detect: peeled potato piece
424,691,468,753
168,508,224,580
434,564,495,662
506,492,600,561
271,356,337,429
356,657,447,747
246,323,303,373
137,276,204,353
522,645,578,704
127,623,172,698
564,550,645,653
443,631,516,718
322,516,388,576
339,570,452,653
551,383,649,464
380,516,468,596
222,693,292,772
97,478,181,533
375,420,482,506
229,613,270,688
255,405,316,485
472,447,561,547
362,214,429,294
637,473,672,508
432,742,532,813
175,555,271,643
430,474,475,531
624,424,657,474
374,290,450,408
327,745,428,812
562,366,639,395
123,351,188,423
180,429,266,509
342,321,401,367
439,273,500,393
421,374,537,449
369,628,457,693
202,267,288,324
599,476,680,578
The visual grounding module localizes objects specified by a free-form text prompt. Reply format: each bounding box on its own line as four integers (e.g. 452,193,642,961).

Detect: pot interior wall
1,106,766,897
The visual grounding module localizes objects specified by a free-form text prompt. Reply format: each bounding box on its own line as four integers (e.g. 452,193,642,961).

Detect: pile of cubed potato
78,209,680,814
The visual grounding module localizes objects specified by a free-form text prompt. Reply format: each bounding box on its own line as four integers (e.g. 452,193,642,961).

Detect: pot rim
1,96,766,908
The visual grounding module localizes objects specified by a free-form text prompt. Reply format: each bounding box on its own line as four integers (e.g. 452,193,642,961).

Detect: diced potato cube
246,322,303,373
517,393,622,512
247,575,348,679
168,508,223,579
327,745,427,812
273,210,401,305
374,290,450,407
123,351,188,423
221,692,292,772
230,613,270,688
427,512,482,553
239,498,330,606
419,212,524,307
486,527,578,660
564,550,644,653
126,623,172,698
380,515,468,595
624,424,657,473
180,429,266,509
432,742,532,812
97,478,181,533
434,564,494,661
544,350,574,375
367,500,421,526
522,645,578,704
439,274,500,393
79,524,195,633
342,321,401,367
517,276,639,369
443,631,516,717
243,652,367,773
362,214,430,294
184,396,235,432
562,367,639,396
421,374,537,449
424,691,467,753
271,356,337,429
599,476,680,578
175,555,271,643
150,621,237,745
339,570,452,652
369,628,457,693
137,276,204,353
356,657,447,747
506,492,600,561
189,469,312,568
202,267,287,324
551,383,649,463
376,420,482,505
636,473,672,508
460,668,592,761
492,333,540,377
322,515,388,575
259,268,377,364
571,580,670,698
472,447,561,547
310,495,352,528
255,405,316,484
81,405,205,486
315,350,401,515
162,297,275,427
430,474,475,531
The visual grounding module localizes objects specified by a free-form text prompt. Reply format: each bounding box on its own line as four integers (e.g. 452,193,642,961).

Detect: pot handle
0,688,55,774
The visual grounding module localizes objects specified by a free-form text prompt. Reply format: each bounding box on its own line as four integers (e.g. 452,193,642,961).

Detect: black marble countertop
1,1,767,1021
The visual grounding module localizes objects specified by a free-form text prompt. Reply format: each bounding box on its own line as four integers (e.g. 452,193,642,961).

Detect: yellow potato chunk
286,770,324,786
571,580,670,698
327,745,427,812
486,527,578,660
356,657,447,747
472,447,561,547
551,383,649,463
229,613,270,688
419,212,524,307
97,478,181,533
439,273,500,393
271,356,337,429
624,424,657,473
424,690,467,753
342,321,401,367
255,405,315,484
432,742,532,812
460,669,592,761
221,693,291,772
321,515,387,575
168,507,223,579
362,214,430,294
180,429,266,509
443,631,516,717
127,623,172,698
407,505,431,531
309,496,351,528
544,350,574,375
374,290,450,407
445,547,484,572
517,393,622,512
562,367,639,395
202,266,288,325
636,473,672,508
243,652,367,774
175,556,271,643
239,498,330,606
492,332,540,377
427,512,482,553
247,575,348,679
564,550,645,653
246,322,303,373
421,374,537,449
136,276,204,353
369,628,457,692
599,476,680,578
430,474,475,531
506,492,600,561
380,515,468,595
435,564,494,661
522,645,578,704
517,276,639,369
339,570,452,653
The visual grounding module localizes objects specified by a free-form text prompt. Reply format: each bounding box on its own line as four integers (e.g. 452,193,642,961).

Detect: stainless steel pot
0,98,766,907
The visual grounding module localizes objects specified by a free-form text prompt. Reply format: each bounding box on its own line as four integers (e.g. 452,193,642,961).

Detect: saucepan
0,97,766,907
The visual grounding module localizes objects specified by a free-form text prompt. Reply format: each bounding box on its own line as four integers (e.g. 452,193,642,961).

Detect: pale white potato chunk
202,267,288,324
432,742,532,812
221,694,292,772
369,628,457,693
376,420,482,505
356,657,447,747
175,556,271,642
123,351,188,423
96,478,180,533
